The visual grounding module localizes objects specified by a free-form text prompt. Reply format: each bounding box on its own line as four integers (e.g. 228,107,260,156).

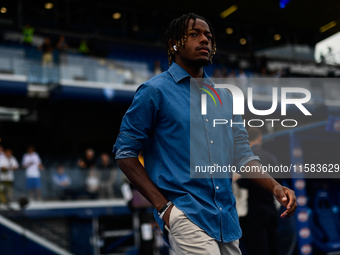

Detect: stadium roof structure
2,0,340,50
263,116,340,167
121,0,340,32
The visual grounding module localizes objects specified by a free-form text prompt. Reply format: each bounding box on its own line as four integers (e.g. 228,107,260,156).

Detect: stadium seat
310,189,340,253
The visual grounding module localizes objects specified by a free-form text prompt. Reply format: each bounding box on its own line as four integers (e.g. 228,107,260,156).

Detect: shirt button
216,186,219,190
220,207,222,210
210,140,213,144
206,119,209,122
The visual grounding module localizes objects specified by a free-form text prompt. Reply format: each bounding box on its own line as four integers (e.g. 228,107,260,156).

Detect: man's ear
168,39,178,51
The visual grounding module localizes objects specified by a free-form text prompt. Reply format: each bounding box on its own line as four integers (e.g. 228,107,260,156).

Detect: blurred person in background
227,69,237,78
22,24,34,46
39,37,54,66
85,169,100,199
238,69,247,79
260,67,268,77
22,145,44,201
79,39,90,55
0,145,4,157
0,148,19,204
238,69,248,93
98,153,117,198
237,127,280,255
53,165,72,200
212,68,222,78
221,67,228,78
113,13,296,255
78,148,96,170
56,35,68,54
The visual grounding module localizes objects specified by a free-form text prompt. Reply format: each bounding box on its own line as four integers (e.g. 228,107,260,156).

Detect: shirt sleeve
12,157,19,169
113,84,160,159
232,114,260,169
0,157,4,168
35,154,42,165
21,154,28,168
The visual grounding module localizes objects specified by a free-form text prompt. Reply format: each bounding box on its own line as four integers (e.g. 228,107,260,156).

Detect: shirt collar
168,62,210,83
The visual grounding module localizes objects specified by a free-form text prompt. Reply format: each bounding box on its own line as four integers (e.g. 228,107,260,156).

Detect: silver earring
173,45,177,51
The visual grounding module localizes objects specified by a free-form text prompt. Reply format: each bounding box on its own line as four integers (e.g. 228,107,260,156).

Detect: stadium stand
310,190,340,253
1,1,340,254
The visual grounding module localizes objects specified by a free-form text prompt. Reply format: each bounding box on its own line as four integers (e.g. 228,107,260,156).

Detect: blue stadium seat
310,189,340,253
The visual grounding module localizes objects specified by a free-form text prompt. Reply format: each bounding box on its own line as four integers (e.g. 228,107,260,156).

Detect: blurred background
0,0,340,254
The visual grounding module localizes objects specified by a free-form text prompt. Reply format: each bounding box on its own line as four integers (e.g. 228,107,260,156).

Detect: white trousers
165,206,242,255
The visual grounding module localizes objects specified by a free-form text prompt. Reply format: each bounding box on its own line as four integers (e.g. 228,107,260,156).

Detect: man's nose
200,35,209,44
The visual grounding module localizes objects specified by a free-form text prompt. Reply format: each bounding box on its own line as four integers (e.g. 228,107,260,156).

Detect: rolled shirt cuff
113,132,144,159
237,155,261,169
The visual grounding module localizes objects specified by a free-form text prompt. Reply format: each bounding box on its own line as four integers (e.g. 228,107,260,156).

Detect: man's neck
185,66,204,78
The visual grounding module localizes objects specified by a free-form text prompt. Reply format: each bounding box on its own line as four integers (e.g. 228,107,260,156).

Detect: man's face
58,167,65,175
101,153,109,162
4,149,12,157
175,19,212,67
86,149,94,159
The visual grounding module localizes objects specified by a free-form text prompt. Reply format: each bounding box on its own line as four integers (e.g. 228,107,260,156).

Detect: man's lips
197,47,210,54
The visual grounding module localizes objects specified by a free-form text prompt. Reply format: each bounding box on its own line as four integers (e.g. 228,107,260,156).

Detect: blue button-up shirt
113,63,259,243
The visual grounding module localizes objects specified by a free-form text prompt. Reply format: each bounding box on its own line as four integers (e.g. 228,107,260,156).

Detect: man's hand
273,185,297,218
242,160,297,219
163,204,174,229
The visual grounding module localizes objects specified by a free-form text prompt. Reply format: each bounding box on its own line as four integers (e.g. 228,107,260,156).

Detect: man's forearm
241,160,297,218
116,157,169,211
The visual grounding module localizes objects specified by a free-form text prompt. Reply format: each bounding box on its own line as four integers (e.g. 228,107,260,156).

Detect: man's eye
207,36,212,40
189,33,197,36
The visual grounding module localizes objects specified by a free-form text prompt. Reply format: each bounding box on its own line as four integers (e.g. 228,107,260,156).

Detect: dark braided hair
164,13,217,67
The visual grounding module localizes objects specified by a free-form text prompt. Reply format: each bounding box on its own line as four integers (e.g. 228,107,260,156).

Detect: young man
53,165,72,200
113,13,297,255
78,148,96,170
0,148,19,203
22,145,44,201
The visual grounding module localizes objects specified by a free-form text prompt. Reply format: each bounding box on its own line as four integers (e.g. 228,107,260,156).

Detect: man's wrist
272,182,282,194
159,201,173,220
158,201,172,216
